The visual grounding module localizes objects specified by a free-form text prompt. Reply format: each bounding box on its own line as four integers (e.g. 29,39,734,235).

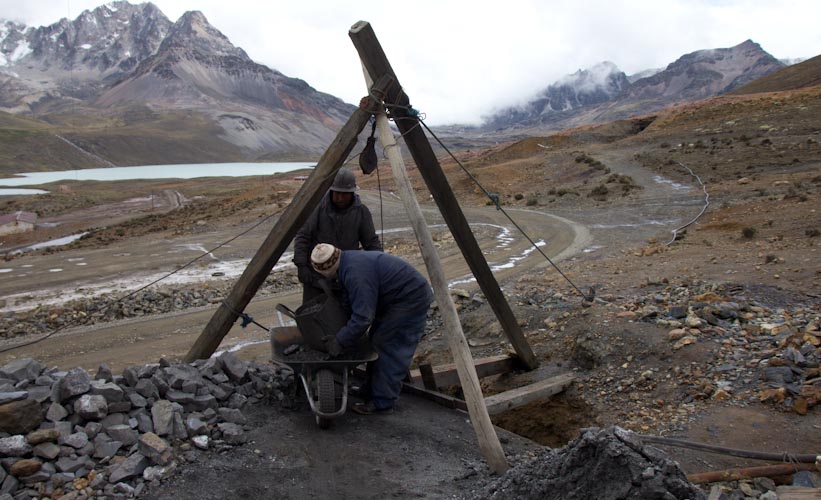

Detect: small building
0,211,37,236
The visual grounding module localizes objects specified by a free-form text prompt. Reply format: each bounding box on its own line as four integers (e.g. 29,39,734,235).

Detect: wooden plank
419,363,437,391
401,381,467,411
362,65,507,473
774,486,821,500
484,373,575,415
409,354,522,388
349,21,538,371
184,77,392,362
689,464,819,485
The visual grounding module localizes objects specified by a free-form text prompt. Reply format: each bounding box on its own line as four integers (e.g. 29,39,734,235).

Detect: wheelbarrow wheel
315,369,336,429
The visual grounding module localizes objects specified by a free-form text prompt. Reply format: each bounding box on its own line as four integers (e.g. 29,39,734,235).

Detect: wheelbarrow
270,314,377,429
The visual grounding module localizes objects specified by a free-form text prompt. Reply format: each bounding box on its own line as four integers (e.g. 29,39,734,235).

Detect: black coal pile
464,426,705,500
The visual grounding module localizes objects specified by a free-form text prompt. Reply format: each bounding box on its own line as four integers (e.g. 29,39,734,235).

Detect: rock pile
0,353,290,499
463,426,705,500
0,270,299,339
616,284,820,415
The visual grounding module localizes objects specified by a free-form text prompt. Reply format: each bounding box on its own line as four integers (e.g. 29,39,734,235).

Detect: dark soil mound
466,427,705,500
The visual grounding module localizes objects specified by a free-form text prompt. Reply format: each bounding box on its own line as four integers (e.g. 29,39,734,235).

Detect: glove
322,335,343,357
297,265,313,285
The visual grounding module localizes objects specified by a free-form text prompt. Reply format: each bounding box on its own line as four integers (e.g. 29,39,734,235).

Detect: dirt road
0,193,585,372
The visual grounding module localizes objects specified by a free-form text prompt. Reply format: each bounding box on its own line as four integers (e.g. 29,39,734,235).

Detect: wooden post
363,69,508,473
184,80,391,362
349,21,538,370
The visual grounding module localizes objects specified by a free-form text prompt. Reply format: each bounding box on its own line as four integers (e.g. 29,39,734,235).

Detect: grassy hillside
0,108,250,175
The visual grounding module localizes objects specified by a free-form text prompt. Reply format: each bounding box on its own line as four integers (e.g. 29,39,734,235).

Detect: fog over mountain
484,40,785,133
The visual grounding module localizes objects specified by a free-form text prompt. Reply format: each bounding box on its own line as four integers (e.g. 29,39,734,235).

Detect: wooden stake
184,80,391,362
349,21,538,371
362,68,508,474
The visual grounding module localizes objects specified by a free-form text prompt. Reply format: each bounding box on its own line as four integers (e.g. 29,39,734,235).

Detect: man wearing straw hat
311,243,433,415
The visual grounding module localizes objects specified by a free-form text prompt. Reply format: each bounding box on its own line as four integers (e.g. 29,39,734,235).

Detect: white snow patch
491,239,546,271
590,219,678,229
48,268,63,273
0,269,12,273
652,175,690,191
583,245,604,253
10,41,32,62
0,252,296,314
14,232,88,254
76,262,88,266
80,44,92,49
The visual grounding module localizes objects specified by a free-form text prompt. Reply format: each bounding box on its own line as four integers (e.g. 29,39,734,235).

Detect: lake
0,188,49,195
0,162,315,195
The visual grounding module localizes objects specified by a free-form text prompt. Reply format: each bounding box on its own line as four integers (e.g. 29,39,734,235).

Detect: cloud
1,0,819,125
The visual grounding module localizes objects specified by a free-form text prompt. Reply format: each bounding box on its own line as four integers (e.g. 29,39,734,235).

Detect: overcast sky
2,0,819,125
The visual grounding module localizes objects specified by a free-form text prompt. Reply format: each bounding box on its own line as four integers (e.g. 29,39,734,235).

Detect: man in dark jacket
293,168,382,302
311,243,433,414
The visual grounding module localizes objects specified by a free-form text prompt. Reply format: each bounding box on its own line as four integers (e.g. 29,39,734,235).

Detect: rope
388,108,593,302
665,161,710,246
0,205,283,354
220,300,269,331
368,117,386,245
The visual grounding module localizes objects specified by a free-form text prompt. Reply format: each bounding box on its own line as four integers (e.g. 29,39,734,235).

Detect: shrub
741,227,757,239
589,185,609,197
526,197,538,206
514,193,524,201
806,229,820,238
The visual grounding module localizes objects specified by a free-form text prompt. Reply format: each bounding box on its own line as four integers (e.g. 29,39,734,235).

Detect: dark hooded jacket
293,192,382,280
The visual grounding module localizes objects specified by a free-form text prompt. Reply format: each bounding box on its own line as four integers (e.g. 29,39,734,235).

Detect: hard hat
331,169,357,193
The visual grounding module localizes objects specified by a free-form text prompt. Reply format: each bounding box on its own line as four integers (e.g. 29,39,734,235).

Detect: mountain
0,2,172,112
728,54,821,95
619,39,783,103
485,61,629,129
0,1,355,166
484,40,785,132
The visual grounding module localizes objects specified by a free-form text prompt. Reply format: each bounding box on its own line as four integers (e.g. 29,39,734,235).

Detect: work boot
351,401,393,415
349,384,372,401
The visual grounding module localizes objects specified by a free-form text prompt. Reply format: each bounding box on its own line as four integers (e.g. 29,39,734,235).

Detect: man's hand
322,336,342,357
297,265,313,285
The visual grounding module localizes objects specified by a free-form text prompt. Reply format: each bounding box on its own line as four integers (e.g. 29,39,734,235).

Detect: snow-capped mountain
484,40,785,132
0,1,355,162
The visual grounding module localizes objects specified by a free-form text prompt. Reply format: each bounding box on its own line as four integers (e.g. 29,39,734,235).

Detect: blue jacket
335,251,432,347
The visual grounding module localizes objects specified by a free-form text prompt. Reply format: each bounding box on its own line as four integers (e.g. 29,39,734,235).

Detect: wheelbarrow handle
275,303,297,319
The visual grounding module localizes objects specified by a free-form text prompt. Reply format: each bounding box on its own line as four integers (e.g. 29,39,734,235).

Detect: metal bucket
276,292,349,352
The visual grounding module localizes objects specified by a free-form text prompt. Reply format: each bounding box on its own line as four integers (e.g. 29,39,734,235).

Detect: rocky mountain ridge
485,40,785,132
0,1,354,161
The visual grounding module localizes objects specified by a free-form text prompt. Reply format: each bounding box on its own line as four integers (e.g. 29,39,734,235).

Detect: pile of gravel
465,426,705,500
0,354,292,499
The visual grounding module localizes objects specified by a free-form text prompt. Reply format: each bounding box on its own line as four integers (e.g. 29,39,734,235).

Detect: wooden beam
349,21,538,371
774,486,821,500
362,65,507,473
184,78,392,362
688,464,819,485
401,381,467,411
409,354,523,388
418,364,437,391
484,373,574,415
